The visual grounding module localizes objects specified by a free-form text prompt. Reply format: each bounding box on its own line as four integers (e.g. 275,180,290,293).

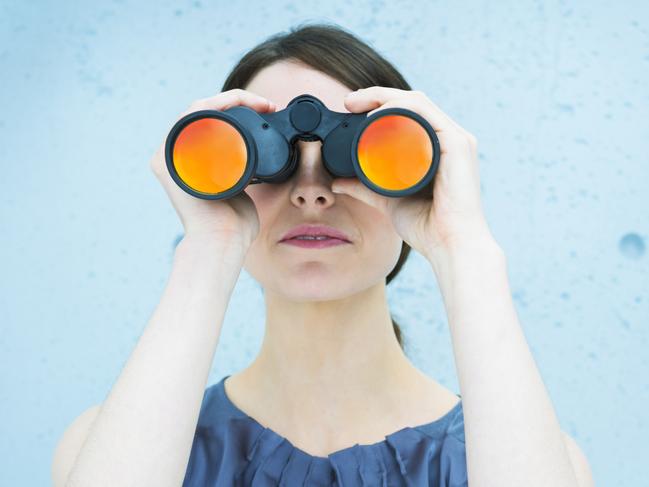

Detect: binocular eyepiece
165,93,440,200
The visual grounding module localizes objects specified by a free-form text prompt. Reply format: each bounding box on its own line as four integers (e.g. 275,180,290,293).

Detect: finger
344,86,410,113
180,89,276,118
347,87,474,153
413,98,478,160
419,96,474,142
198,89,276,112
365,97,470,156
331,177,393,215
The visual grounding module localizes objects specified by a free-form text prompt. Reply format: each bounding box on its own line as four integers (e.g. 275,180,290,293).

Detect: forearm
428,238,579,487
66,236,246,487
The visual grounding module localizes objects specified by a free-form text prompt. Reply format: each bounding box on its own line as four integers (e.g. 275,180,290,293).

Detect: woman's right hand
149,89,277,252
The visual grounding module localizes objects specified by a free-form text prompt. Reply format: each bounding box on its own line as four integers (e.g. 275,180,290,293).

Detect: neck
244,281,418,397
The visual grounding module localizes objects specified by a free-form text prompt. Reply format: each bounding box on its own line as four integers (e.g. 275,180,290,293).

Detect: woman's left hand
331,87,496,263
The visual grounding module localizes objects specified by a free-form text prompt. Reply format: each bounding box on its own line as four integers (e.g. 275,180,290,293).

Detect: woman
53,23,593,487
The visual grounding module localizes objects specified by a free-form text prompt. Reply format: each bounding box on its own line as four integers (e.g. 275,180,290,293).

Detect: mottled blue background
1,1,647,485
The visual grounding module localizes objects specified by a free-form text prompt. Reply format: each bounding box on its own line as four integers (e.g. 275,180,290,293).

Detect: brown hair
221,21,418,350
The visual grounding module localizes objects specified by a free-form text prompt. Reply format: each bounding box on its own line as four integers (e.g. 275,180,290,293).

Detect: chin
276,275,352,300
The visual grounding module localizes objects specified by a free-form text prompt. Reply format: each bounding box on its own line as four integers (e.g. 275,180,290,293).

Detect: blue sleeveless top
182,375,468,486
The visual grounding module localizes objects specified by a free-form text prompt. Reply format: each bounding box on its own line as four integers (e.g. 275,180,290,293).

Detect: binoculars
165,93,440,200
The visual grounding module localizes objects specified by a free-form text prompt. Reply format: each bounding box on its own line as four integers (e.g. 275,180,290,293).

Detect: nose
287,140,337,209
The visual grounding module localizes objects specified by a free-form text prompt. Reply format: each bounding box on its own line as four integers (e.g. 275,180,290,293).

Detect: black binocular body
165,93,440,200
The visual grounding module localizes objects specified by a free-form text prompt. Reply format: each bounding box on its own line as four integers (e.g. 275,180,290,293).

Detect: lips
279,223,352,243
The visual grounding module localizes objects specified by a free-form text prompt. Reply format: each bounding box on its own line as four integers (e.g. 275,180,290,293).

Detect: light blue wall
1,1,647,485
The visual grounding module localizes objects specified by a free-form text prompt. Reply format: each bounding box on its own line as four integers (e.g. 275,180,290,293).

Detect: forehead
243,59,351,113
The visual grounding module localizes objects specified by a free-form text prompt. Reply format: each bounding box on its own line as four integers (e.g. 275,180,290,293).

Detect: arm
336,86,593,486
427,237,594,487
58,236,246,487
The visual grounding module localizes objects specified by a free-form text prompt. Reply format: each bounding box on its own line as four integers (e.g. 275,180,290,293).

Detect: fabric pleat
182,376,468,487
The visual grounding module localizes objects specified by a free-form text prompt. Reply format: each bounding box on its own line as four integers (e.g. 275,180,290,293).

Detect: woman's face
242,59,403,301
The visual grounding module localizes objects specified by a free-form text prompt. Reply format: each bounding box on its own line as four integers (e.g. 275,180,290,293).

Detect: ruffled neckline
219,374,463,458
191,375,467,485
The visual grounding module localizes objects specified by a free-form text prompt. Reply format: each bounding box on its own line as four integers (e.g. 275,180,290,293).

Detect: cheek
359,216,403,270
244,185,276,226
242,186,280,275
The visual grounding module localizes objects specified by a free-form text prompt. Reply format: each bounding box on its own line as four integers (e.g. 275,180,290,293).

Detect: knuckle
447,132,466,149
149,155,161,171
187,99,201,111
150,161,161,176
223,88,241,98
149,148,164,175
396,97,416,110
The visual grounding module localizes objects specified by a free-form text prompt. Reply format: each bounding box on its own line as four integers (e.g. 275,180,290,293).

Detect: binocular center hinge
290,100,322,133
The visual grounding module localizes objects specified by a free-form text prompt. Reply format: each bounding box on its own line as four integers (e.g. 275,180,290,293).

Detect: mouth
278,223,352,248
279,236,351,249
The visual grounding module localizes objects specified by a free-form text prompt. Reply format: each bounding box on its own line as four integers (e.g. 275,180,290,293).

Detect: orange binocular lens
356,114,433,191
172,118,249,195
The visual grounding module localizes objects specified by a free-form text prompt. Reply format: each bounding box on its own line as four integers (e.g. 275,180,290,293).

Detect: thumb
331,178,391,215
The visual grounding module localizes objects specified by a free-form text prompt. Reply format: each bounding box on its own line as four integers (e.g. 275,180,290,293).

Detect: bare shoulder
411,375,461,423
51,404,102,487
